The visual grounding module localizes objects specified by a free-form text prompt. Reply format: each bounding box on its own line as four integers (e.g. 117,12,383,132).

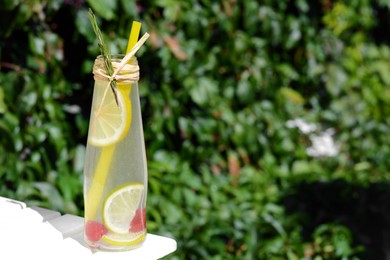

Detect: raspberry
85,220,108,242
130,208,146,232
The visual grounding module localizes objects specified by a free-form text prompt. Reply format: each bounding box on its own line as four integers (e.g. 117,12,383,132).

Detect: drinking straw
127,21,142,54
85,145,115,220
85,22,142,221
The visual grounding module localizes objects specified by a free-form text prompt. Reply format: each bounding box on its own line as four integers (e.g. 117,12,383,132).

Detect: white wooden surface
0,196,176,259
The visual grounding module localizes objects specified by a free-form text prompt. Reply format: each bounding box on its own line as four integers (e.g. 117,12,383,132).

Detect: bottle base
87,241,145,252
85,232,147,252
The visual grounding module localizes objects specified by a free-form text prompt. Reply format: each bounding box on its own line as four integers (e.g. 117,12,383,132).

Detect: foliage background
1,0,390,259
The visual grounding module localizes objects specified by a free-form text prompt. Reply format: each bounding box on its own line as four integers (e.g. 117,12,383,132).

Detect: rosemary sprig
88,8,119,107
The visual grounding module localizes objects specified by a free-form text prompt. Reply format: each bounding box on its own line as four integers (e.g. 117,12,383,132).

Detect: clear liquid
83,80,148,251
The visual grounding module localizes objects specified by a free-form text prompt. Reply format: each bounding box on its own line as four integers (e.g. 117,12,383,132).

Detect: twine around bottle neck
92,33,150,84
93,58,139,84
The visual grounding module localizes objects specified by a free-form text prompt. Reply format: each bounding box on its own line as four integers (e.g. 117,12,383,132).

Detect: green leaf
372,60,390,85
29,34,45,56
236,73,252,103
0,0,20,10
21,90,37,110
189,77,218,106
0,87,7,113
76,9,95,42
279,87,305,105
32,182,64,211
87,0,117,20
120,0,137,17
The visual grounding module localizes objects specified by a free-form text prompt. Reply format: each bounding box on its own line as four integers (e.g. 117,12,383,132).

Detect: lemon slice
103,183,144,234
88,81,132,147
102,230,146,247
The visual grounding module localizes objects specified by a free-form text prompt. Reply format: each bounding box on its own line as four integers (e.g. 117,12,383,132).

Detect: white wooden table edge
0,196,177,259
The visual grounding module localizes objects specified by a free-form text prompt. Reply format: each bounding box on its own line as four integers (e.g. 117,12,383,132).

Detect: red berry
130,208,146,232
85,220,108,242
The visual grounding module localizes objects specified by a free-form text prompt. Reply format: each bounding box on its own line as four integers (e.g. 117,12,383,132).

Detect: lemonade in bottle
83,11,149,251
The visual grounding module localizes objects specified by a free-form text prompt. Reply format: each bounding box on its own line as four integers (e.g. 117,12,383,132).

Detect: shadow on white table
0,196,177,260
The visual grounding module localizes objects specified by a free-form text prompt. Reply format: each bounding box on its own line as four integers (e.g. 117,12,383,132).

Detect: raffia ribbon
93,32,150,84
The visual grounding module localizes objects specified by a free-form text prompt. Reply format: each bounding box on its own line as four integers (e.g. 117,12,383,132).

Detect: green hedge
1,0,390,259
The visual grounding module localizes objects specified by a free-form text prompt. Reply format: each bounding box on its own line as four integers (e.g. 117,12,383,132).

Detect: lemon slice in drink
102,230,146,246
103,183,144,234
88,81,132,147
